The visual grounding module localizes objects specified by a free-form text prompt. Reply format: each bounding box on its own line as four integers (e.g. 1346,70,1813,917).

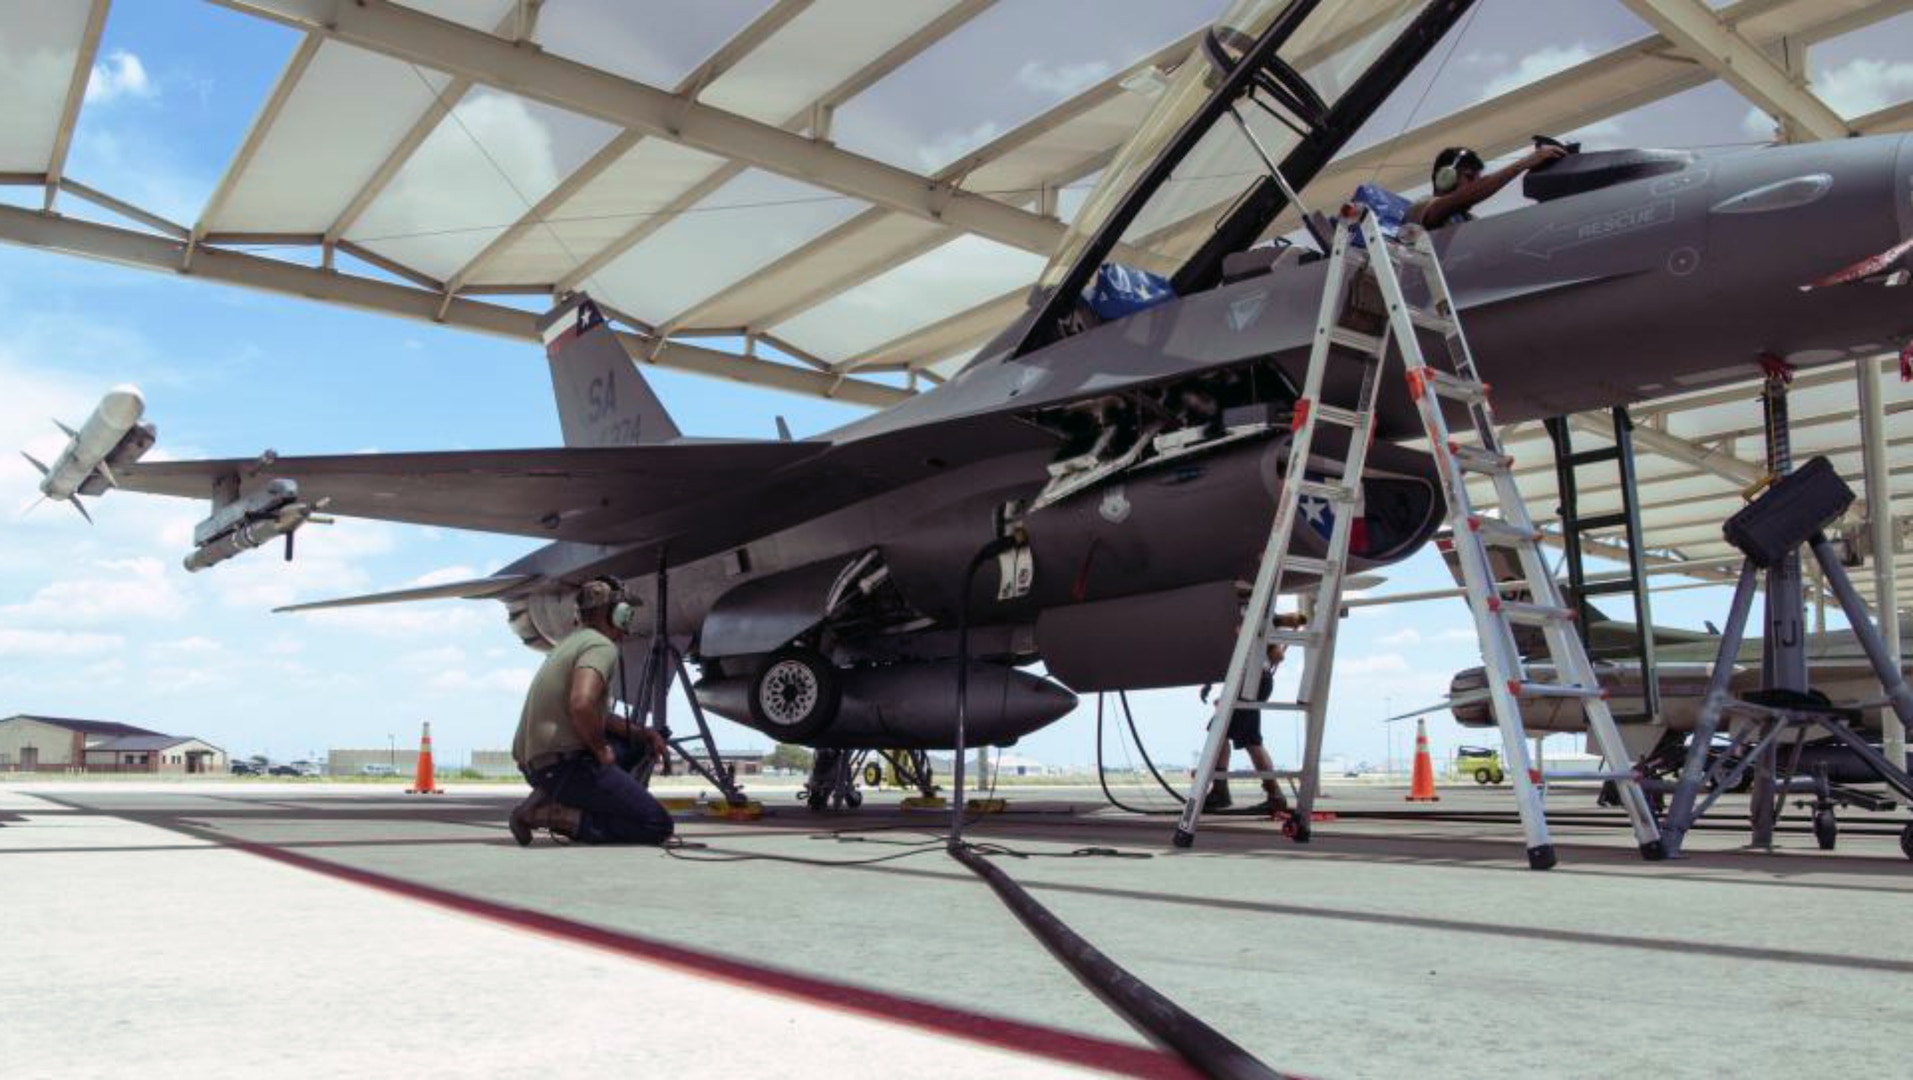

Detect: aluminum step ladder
1172,207,1666,870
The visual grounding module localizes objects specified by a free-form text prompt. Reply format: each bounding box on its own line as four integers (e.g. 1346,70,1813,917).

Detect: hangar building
0,716,228,775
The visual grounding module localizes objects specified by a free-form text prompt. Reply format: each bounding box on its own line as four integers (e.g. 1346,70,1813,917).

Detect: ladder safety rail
1172,208,1666,869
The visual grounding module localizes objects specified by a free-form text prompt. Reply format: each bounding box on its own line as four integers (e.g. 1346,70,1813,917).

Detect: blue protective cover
1085,263,1176,320
1349,183,1412,246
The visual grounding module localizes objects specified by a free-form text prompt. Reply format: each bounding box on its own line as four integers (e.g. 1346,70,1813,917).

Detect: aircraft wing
272,573,534,613
116,443,821,545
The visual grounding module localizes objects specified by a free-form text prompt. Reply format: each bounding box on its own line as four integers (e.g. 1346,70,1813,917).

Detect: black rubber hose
949,843,1289,1080
1121,690,1188,800
953,539,1285,1079
1096,693,1181,816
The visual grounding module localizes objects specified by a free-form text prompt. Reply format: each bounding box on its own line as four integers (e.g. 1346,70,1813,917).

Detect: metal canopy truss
0,0,1908,394
0,0,1909,624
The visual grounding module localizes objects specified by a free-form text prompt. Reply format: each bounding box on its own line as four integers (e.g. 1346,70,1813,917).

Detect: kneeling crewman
509,577,675,846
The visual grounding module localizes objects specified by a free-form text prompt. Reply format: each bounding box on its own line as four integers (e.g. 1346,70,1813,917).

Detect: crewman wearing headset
1407,142,1567,230
508,577,674,846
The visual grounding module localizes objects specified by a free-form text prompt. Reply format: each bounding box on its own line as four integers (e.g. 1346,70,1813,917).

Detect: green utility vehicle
1456,746,1506,785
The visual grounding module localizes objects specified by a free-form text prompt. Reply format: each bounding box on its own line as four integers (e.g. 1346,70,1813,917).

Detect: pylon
1405,717,1440,802
406,721,444,795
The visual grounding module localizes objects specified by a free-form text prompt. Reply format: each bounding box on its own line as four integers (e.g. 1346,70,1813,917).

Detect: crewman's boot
514,798,582,844
1203,780,1233,812
508,789,550,847
1244,781,1288,817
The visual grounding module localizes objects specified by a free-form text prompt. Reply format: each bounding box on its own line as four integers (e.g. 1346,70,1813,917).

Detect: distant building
0,716,227,774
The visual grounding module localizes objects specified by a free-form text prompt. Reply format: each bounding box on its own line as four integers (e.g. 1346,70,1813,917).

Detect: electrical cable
1095,693,1184,817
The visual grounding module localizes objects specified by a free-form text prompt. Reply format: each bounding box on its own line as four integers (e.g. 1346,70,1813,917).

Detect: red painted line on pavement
216,832,1192,1079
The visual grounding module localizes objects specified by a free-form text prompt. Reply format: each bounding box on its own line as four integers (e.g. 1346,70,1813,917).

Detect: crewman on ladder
1200,612,1308,815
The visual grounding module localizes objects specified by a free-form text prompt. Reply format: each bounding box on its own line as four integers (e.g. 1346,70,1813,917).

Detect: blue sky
3,0,1904,774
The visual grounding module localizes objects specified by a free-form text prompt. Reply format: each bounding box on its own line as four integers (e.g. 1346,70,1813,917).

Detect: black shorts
1226,669,1276,750
1227,707,1263,750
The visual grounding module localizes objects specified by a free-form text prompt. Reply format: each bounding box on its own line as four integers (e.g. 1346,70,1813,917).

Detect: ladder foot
1526,844,1558,871
1638,839,1668,861
1172,828,1196,849
1285,816,1312,843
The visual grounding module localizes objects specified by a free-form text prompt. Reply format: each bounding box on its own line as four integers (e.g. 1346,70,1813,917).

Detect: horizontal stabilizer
274,573,533,614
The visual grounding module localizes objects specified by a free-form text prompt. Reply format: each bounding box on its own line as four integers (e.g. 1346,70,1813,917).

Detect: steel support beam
1619,0,1849,141
1570,412,1764,486
1858,354,1906,764
44,0,111,212
554,0,998,298
660,26,1193,336
441,0,814,301
0,204,909,407
194,33,324,240
215,0,1066,257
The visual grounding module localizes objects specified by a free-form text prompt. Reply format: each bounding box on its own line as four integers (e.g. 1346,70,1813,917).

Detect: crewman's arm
1413,144,1567,229
567,667,615,766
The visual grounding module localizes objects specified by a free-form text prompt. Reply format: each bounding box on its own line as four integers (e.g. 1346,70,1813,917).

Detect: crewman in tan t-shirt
508,577,671,846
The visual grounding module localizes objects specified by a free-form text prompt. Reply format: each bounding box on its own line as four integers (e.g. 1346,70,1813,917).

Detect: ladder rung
1327,327,1385,354
1264,627,1322,647
1241,700,1309,712
1411,368,1487,404
1282,555,1328,575
1294,479,1359,504
1579,579,1643,597
1445,441,1512,475
1220,770,1304,781
1508,680,1604,701
1407,308,1455,334
1565,447,1621,468
1494,600,1576,626
1569,512,1629,531
1313,404,1365,429
1465,515,1539,547
1389,241,1433,268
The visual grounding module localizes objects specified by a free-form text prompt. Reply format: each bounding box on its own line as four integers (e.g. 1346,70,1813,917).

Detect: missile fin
20,450,48,476
54,419,77,439
68,497,93,525
94,459,118,489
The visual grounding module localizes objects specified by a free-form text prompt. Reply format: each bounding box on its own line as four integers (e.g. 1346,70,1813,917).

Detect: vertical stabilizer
538,295,682,447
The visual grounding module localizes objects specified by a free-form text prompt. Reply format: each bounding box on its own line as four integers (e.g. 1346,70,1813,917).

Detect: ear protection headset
1432,147,1484,195
578,576,639,633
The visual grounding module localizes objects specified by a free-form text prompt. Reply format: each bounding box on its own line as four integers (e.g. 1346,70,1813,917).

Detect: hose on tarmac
951,538,1288,1080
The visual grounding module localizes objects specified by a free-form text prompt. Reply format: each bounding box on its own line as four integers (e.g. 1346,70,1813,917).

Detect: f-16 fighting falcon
28,0,1913,779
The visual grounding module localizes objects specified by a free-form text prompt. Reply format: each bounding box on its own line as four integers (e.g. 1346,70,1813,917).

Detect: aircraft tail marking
538,295,682,448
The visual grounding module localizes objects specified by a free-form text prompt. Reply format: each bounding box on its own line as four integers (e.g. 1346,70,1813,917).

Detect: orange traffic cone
406,721,444,795
1405,717,1440,802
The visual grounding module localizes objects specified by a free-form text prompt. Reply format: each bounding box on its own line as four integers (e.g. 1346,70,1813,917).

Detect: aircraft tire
749,647,841,741
1813,810,1837,851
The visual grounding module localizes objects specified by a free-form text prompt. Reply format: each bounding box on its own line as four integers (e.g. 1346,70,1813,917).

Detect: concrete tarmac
4,778,1910,1079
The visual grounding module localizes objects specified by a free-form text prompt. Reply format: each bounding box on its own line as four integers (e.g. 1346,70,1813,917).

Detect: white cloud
0,628,124,657
0,557,191,625
1811,57,1913,120
150,635,223,656
430,667,534,694
410,565,478,587
1339,653,1411,675
1482,44,1594,101
1379,627,1423,646
85,50,155,106
1014,59,1111,97
914,121,1003,172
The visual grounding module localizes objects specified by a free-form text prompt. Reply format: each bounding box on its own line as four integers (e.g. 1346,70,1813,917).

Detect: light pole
387,733,395,771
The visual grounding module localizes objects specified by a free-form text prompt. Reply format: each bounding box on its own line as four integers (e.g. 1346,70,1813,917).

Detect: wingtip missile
30,386,153,504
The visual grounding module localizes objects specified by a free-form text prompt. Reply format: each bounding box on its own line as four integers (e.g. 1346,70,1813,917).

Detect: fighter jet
32,0,1913,763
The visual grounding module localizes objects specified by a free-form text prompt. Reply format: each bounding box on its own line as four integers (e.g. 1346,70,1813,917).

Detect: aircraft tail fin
538,295,682,448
